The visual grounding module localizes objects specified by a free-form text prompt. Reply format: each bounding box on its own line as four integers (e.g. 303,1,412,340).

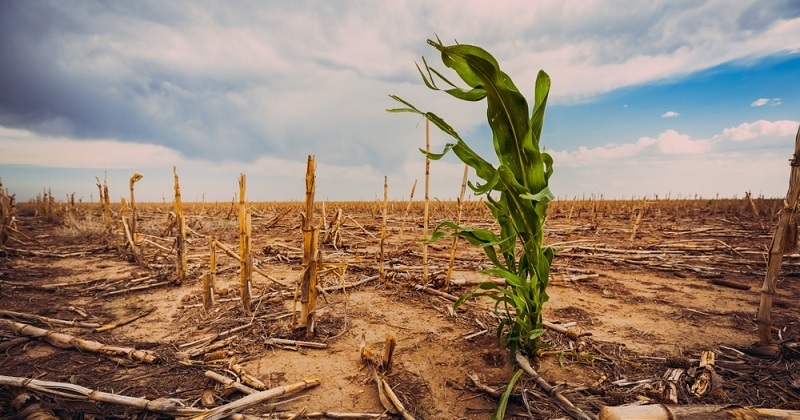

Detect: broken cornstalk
379,176,388,282
0,319,157,363
239,173,252,314
756,124,800,350
189,377,321,420
298,156,319,334
0,375,203,417
129,172,143,263
174,166,187,284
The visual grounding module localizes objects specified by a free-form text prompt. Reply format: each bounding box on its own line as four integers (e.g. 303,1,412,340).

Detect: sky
1,0,799,203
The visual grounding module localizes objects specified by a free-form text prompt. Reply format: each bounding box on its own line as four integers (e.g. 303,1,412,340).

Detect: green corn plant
388,38,554,361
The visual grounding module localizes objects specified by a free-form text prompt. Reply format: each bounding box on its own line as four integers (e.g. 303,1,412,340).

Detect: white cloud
550,137,656,167
552,120,797,169
550,151,788,200
551,127,717,168
717,120,798,142
661,111,680,118
751,98,782,107
0,127,183,169
651,130,712,154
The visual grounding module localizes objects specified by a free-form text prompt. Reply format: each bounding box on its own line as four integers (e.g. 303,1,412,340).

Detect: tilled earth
1,198,799,419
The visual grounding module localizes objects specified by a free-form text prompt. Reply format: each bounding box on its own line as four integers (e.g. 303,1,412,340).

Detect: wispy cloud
751,98,782,106
661,111,680,118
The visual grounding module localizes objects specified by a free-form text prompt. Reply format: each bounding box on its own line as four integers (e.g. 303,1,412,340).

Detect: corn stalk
0,177,15,245
299,155,319,332
174,166,187,284
239,173,252,314
389,38,554,360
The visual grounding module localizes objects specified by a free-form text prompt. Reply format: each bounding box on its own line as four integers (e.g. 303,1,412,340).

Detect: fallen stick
278,275,379,297
543,320,591,339
0,337,30,351
0,319,157,363
515,353,592,420
0,309,101,329
450,278,506,286
230,359,267,390
189,377,321,420
0,247,92,258
707,278,751,290
267,412,384,419
0,374,202,416
253,264,290,287
185,336,238,358
95,307,155,332
179,323,253,349
204,370,257,395
413,284,458,302
0,280,57,292
102,281,169,297
599,404,800,420
344,216,377,238
264,337,327,349
467,372,503,398
381,376,415,420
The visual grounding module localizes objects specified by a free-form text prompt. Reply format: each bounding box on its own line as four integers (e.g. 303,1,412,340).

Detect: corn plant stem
423,119,430,284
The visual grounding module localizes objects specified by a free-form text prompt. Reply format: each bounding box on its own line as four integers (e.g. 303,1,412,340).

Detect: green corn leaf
389,37,554,364
492,369,523,420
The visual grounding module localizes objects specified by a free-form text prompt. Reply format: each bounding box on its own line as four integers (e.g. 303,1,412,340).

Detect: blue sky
1,1,799,203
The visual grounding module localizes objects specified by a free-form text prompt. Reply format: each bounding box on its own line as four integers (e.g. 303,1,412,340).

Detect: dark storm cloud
0,3,179,148
0,1,415,169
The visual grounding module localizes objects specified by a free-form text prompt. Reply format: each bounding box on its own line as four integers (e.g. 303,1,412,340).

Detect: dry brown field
1,196,799,419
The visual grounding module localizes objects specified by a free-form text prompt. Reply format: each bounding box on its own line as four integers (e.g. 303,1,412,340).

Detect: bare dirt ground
1,198,799,419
